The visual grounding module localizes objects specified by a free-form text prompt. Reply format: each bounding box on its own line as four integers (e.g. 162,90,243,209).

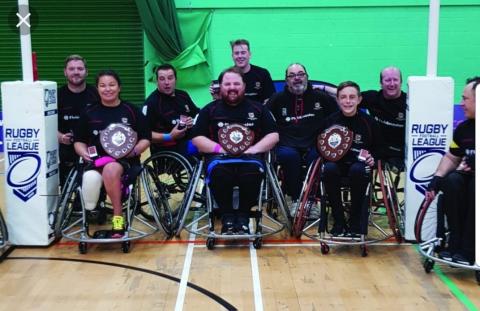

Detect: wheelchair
53,160,170,254
292,158,403,257
0,209,8,251
415,194,480,284
174,154,290,250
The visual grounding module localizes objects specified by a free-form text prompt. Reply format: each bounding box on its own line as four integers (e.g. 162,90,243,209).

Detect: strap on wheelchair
205,158,265,184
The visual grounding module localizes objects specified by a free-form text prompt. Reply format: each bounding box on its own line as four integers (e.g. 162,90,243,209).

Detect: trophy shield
100,123,138,159
217,124,255,156
317,125,353,162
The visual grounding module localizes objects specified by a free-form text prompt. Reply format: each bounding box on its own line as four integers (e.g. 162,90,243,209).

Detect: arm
74,142,92,162
192,136,225,154
424,151,462,205
58,130,73,145
244,132,279,154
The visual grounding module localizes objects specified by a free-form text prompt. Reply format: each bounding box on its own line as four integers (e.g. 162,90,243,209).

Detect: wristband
213,144,222,153
163,133,173,142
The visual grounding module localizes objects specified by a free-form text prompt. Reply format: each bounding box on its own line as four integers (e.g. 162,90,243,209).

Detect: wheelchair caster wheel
122,241,131,253
253,238,262,249
206,238,215,250
320,243,330,255
360,245,368,257
423,258,434,273
79,242,87,254
476,271,480,285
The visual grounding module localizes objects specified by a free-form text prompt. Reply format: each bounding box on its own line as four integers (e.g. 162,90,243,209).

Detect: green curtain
135,0,213,93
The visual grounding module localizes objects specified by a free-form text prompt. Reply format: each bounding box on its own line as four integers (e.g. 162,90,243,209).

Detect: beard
68,75,86,87
221,90,245,106
288,80,307,95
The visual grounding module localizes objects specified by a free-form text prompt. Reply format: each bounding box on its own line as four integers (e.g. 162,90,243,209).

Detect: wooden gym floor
0,158,478,311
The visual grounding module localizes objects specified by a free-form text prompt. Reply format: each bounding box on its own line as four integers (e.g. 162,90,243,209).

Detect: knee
102,163,123,184
441,172,464,191
276,146,301,164
349,162,369,179
322,162,340,178
82,170,102,211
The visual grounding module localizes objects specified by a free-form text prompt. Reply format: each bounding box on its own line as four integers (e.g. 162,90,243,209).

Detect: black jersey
318,111,385,163
192,98,277,145
58,84,99,134
243,64,275,103
75,101,151,159
266,85,338,149
144,89,199,147
360,90,406,158
450,118,475,160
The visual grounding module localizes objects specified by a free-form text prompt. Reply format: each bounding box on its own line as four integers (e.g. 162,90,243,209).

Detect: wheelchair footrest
93,230,117,239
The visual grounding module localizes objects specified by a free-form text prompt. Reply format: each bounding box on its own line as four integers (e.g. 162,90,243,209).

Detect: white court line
249,224,263,311
174,221,198,311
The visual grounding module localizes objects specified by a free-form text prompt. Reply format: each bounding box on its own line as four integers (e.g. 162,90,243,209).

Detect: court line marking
249,225,263,311
175,221,198,311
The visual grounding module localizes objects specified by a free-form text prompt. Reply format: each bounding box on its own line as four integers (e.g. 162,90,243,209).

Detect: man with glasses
266,63,338,210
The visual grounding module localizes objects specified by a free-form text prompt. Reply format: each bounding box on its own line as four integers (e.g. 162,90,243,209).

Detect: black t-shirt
75,101,151,160
144,89,199,148
360,90,406,158
243,64,275,103
266,86,338,149
192,98,277,146
450,118,475,160
318,111,385,163
58,84,99,134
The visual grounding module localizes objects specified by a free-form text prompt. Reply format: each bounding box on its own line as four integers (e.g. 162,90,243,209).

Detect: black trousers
207,156,264,218
322,161,371,233
441,171,475,259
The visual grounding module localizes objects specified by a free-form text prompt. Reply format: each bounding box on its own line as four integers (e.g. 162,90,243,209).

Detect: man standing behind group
211,39,275,104
360,66,406,170
145,64,200,156
266,63,338,207
58,54,99,187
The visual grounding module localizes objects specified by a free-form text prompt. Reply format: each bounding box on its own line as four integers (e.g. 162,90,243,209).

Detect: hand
60,132,74,145
209,83,221,100
170,124,187,140
423,191,436,208
184,116,194,129
365,154,374,167
427,175,442,193
244,146,258,155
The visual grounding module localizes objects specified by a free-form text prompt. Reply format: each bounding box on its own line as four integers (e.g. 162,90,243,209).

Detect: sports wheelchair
415,194,479,284
53,159,171,254
0,208,8,251
174,154,290,250
292,158,403,256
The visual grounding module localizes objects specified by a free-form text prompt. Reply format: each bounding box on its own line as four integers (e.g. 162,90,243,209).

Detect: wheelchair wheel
414,195,442,243
140,151,193,223
141,165,174,236
360,245,368,257
423,258,434,273
122,241,131,253
79,242,88,254
253,237,262,249
54,168,81,238
0,210,8,247
320,243,329,255
293,158,321,238
377,162,403,242
206,237,215,250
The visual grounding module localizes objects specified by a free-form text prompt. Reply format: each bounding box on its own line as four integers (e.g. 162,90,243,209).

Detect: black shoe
221,221,235,235
330,224,345,237
452,253,473,266
236,216,250,235
438,250,453,261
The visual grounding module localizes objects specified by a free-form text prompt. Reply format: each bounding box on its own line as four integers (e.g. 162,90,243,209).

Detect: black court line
4,253,237,310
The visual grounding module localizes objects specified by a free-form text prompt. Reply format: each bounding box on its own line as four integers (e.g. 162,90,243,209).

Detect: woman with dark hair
74,70,151,237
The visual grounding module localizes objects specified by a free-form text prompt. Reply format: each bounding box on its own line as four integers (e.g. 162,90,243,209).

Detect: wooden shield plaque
218,124,255,156
317,125,353,161
100,123,138,159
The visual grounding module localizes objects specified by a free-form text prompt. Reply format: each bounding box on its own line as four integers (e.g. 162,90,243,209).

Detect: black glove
427,175,442,192
465,154,475,170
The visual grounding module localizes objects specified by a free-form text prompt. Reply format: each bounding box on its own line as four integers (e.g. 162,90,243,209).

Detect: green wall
157,0,480,106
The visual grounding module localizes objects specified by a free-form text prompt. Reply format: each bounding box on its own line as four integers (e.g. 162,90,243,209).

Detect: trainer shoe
221,214,236,235
438,250,453,262
111,215,125,238
290,200,299,217
236,216,250,235
452,253,473,266
330,224,346,237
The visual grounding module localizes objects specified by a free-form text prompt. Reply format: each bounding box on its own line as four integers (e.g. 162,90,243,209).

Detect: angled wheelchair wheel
293,158,322,238
54,167,81,238
414,195,442,243
140,151,193,223
423,258,435,273
0,210,8,248
141,165,174,236
377,162,403,242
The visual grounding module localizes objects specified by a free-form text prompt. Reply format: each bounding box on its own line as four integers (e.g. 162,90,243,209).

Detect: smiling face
337,86,362,117
220,71,246,106
157,68,176,96
461,82,476,119
97,75,121,106
380,67,402,99
232,44,251,70
64,59,87,87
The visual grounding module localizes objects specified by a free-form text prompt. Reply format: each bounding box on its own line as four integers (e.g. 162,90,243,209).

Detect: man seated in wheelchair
73,70,151,238
424,76,478,265
317,81,384,237
191,67,279,235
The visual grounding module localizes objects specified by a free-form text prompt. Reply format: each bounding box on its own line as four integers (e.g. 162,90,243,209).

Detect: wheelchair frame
174,155,291,250
0,209,8,251
415,195,480,284
55,164,168,254
293,158,403,256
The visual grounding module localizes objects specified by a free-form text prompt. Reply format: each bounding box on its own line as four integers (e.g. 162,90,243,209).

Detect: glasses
286,72,306,79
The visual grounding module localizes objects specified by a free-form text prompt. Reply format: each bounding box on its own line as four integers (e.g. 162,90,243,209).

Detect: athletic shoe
111,215,125,238
438,250,453,262
452,253,473,266
221,214,236,235
236,216,250,235
290,200,299,217
330,224,346,237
